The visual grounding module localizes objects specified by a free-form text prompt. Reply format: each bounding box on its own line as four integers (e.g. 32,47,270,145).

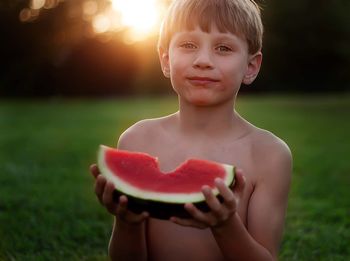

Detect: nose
192,49,214,69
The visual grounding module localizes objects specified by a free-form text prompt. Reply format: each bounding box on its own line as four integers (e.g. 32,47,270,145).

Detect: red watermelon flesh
98,145,235,204
105,148,227,193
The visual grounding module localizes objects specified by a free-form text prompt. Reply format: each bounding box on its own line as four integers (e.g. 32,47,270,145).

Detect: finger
215,178,233,199
140,211,150,220
233,168,246,193
184,203,209,224
170,216,207,229
215,178,237,211
202,185,224,217
116,195,129,217
117,196,149,223
103,182,117,213
133,211,150,223
95,175,107,202
90,164,100,179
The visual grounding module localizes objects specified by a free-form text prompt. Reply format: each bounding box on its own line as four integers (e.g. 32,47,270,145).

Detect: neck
176,98,239,138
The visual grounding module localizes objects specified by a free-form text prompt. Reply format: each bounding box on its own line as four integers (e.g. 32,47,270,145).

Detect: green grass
0,94,349,260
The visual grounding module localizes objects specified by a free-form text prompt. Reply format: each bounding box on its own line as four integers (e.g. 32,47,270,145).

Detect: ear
243,51,262,85
158,47,170,78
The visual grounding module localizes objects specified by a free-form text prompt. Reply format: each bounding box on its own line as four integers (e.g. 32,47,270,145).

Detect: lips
187,76,220,86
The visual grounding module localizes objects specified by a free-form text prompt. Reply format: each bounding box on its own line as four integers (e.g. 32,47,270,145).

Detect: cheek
221,62,247,85
169,60,188,88
170,55,187,73
168,64,183,93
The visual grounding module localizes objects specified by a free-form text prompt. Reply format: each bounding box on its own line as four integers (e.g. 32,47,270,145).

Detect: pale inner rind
98,145,234,203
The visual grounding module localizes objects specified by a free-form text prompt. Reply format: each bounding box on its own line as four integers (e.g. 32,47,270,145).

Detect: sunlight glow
43,0,59,9
30,0,46,10
93,14,111,34
111,0,158,31
20,0,61,22
19,0,169,43
83,1,99,17
109,0,166,42
19,8,32,22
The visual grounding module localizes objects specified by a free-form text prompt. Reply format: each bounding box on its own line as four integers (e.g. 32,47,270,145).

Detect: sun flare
20,0,169,43
109,0,166,42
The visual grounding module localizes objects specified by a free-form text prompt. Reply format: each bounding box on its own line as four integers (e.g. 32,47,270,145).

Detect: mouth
186,76,220,86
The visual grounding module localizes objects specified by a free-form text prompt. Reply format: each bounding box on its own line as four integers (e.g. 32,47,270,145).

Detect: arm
108,200,148,261
241,145,292,259
90,126,151,261
171,142,292,260
90,165,149,261
213,145,291,260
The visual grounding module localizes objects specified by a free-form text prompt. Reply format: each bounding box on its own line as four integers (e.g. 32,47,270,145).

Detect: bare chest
146,175,254,261
142,135,256,260
144,135,256,216
147,135,251,172
147,220,223,261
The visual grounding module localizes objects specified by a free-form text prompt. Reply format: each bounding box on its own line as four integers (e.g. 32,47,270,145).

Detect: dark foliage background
0,0,349,97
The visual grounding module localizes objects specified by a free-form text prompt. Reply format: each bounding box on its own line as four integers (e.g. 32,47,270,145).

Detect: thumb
233,168,246,194
90,164,100,179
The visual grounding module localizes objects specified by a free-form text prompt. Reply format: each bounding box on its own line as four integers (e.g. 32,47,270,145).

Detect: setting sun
19,0,169,43
109,0,167,42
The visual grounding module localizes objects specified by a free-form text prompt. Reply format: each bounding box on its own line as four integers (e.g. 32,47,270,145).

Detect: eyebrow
214,35,238,43
179,29,239,39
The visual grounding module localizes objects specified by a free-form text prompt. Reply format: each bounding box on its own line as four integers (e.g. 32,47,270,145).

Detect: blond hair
158,0,263,54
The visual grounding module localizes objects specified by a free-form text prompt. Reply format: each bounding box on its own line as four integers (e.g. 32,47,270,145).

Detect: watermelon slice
97,145,235,219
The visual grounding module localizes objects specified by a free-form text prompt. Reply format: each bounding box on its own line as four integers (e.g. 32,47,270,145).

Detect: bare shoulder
249,127,293,181
244,128,292,257
252,128,292,160
117,118,159,151
117,116,172,151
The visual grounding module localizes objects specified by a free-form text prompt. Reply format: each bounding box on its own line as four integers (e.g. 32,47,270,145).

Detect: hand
89,164,149,225
170,168,246,229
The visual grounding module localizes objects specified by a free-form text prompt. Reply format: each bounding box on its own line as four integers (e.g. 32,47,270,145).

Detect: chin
188,97,217,107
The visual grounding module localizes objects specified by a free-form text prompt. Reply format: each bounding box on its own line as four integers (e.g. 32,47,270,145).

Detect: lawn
0,94,349,260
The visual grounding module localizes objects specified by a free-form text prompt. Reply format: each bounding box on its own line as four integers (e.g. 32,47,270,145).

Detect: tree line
0,0,349,97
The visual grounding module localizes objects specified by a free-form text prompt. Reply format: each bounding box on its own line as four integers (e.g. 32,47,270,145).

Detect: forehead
169,0,244,37
159,0,263,54
173,25,242,42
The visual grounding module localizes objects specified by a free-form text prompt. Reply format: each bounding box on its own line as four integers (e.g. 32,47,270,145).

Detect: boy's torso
120,114,273,261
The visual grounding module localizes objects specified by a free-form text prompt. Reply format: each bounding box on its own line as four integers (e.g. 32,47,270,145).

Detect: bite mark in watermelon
97,145,235,219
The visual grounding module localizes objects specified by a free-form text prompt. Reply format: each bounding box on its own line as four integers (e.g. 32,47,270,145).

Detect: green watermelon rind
98,145,235,204
98,145,235,219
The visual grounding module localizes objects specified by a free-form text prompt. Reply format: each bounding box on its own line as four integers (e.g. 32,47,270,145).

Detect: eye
216,45,233,52
180,42,197,49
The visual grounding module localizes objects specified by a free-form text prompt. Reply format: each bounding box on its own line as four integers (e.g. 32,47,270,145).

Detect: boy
90,0,292,260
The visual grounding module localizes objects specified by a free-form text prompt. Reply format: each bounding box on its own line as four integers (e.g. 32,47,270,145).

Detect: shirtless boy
90,0,292,260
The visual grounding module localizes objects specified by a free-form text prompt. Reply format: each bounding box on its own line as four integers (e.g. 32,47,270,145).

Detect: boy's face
160,24,262,106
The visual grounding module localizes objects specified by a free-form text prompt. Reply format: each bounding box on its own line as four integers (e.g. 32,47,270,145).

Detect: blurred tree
253,0,350,93
0,0,349,97
0,0,139,97
54,37,139,96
